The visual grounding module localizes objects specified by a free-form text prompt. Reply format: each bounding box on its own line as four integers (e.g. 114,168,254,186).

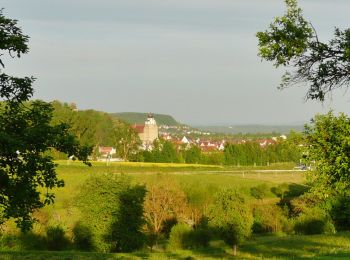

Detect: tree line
47,101,304,166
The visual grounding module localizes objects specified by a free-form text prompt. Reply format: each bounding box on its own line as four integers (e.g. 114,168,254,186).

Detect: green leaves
257,0,350,101
304,112,350,196
0,10,91,231
0,9,29,67
209,189,253,247
257,0,312,67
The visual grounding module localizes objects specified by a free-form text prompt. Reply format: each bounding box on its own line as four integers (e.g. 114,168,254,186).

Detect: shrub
330,194,350,231
111,185,147,252
252,203,287,234
0,233,46,251
250,184,269,200
76,174,146,253
167,223,192,250
294,207,335,235
73,222,94,251
188,227,211,248
19,232,47,250
46,225,70,251
290,193,323,216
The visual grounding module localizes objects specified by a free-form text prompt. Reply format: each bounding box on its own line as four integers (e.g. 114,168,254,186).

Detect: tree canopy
304,112,350,196
0,9,91,231
257,0,350,101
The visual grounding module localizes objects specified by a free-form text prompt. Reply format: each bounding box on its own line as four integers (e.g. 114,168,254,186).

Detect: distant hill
111,112,181,126
196,125,304,135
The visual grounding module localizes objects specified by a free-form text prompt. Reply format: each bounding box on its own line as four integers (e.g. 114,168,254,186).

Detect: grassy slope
110,112,180,126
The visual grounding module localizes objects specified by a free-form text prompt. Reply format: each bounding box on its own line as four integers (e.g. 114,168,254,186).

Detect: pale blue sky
2,0,350,125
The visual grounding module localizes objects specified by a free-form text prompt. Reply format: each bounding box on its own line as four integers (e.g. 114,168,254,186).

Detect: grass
239,232,350,259
0,161,314,259
1,232,350,259
42,161,305,236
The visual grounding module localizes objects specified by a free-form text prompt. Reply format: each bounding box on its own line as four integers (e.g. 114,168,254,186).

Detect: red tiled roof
99,147,114,154
132,124,145,133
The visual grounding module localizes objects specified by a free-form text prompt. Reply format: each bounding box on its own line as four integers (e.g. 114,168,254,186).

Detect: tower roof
147,112,154,118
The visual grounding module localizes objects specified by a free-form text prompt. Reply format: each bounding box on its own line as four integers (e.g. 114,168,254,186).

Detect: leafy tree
143,140,180,163
257,0,350,101
304,112,350,196
111,184,146,252
209,189,253,256
76,174,146,253
184,145,202,164
0,10,91,231
112,119,141,161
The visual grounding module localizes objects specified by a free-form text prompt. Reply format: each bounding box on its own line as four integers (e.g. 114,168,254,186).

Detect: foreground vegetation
1,232,350,259
0,162,323,259
1,159,350,259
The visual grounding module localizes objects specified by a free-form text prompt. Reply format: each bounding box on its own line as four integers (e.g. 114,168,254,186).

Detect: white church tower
136,113,158,146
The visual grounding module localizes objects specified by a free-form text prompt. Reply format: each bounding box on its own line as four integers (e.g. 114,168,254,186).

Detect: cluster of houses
160,134,226,152
97,114,288,159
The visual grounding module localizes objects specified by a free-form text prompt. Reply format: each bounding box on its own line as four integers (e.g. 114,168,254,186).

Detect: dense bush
76,174,146,253
252,204,288,234
290,193,323,216
111,185,147,252
293,207,335,235
46,225,70,251
0,233,46,251
188,227,212,248
330,194,350,231
167,223,192,250
73,222,94,251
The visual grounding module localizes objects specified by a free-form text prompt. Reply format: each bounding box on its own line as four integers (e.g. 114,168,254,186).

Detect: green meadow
3,161,350,259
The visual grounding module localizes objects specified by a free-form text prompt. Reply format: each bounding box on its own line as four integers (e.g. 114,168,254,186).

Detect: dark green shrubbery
73,222,94,251
330,194,350,231
188,227,211,248
76,174,146,253
252,204,289,234
167,223,211,250
293,207,335,235
0,232,46,251
111,185,146,252
46,225,70,251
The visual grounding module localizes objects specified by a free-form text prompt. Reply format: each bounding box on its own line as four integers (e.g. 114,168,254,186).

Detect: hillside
196,124,304,135
111,112,180,126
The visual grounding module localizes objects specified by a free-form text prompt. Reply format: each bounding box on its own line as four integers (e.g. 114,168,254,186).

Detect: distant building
98,146,116,156
132,113,159,148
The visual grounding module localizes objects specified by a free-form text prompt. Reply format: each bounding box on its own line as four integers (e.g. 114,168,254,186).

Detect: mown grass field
4,161,348,259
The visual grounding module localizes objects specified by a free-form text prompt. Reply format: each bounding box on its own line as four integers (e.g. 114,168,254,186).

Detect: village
98,113,288,159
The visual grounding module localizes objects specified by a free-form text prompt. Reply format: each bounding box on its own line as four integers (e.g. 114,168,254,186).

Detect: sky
2,0,350,125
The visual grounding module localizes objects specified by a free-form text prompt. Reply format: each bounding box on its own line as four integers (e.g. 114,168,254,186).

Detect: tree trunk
233,244,237,256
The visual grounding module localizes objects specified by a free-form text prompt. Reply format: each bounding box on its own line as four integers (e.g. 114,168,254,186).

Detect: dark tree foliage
111,185,146,252
257,0,350,101
0,10,91,231
76,175,146,253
